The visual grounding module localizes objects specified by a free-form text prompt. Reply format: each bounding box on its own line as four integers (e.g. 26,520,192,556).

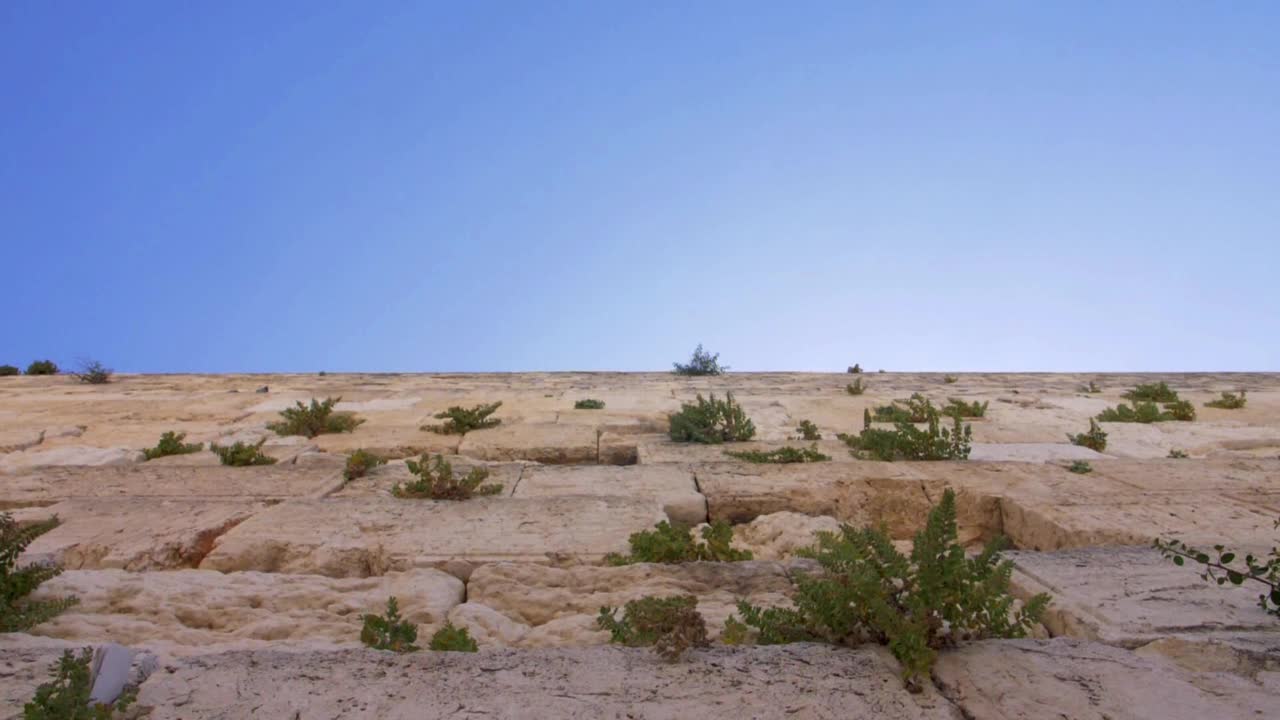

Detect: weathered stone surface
932,638,1275,720
717,511,843,560
200,497,668,577
968,442,1106,462
1009,547,1280,645
28,568,463,654
457,423,600,464
333,456,524,498
462,561,802,645
0,635,158,716
513,465,706,525
0,446,141,474
16,499,266,571
0,461,344,509
134,645,961,720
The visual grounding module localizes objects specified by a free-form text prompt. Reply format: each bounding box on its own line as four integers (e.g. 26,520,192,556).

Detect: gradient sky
3,2,1277,373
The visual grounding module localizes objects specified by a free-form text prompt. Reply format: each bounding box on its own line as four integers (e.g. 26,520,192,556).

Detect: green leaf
1219,552,1235,564
1173,556,1184,566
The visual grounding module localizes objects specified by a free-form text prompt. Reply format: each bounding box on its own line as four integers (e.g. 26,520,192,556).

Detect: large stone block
513,465,705,525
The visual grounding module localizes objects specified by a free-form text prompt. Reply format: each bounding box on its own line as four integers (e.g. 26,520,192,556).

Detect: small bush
672,344,726,376
574,398,605,410
25,360,58,375
142,431,203,461
725,445,830,464
268,397,363,438
1122,381,1179,403
211,439,277,467
726,489,1050,691
668,392,756,444
2,514,78,632
393,454,502,500
839,412,971,462
1096,400,1192,423
795,420,821,440
1205,391,1247,409
360,596,418,652
845,379,865,395
424,402,502,434
1168,449,1189,459
344,449,385,482
71,360,111,385
598,595,709,662
1066,420,1107,452
942,398,988,419
429,622,478,652
943,374,959,384
847,364,862,374
1155,523,1279,617
22,647,136,719
0,365,18,376
871,393,934,423
1067,460,1092,474
606,520,752,565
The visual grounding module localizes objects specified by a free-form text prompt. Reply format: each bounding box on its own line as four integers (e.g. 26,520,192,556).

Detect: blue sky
2,2,1276,372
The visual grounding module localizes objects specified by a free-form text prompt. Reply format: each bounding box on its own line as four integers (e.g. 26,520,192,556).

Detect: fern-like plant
393,454,502,500
725,489,1050,691
142,431,203,461
268,397,363,438
361,596,419,652
210,439,277,467
942,398,988,419
668,392,755,443
1066,420,1107,452
423,402,502,434
605,520,752,565
597,595,709,662
574,399,605,410
2,514,78,632
725,445,830,464
839,412,971,461
672,344,726,376
428,622,478,652
1205,391,1247,409
795,420,821,440
343,449,385,482
22,648,136,719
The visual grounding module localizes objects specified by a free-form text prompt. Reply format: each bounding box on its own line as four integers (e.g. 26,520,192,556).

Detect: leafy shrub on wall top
268,397,364,438
424,402,502,434
672,344,727,376
142,431,204,461
25,360,58,375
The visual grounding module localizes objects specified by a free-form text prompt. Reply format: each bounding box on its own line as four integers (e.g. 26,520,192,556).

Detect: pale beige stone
29,568,463,654
0,446,142,474
457,423,600,463
714,511,843,560
200,496,668,577
513,464,706,525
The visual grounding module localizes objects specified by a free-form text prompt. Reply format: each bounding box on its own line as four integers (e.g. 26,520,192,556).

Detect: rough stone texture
333,456,524,498
968,442,1107,462
134,645,962,720
932,638,1275,720
0,461,344,509
513,464,706,525
461,561,803,646
457,423,602,464
15,499,266,571
1009,547,1280,645
200,496,669,578
27,568,463,655
0,634,159,717
0,446,142,474
716,511,844,560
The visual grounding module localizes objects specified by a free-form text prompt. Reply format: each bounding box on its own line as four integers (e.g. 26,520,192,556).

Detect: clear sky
2,2,1276,373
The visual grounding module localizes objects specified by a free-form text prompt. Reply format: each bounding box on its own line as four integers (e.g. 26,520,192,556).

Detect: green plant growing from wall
344,449,385,482
211,439,277,467
1122,382,1180,403
606,520,752,565
0,365,19,376
1067,420,1107,452
1167,448,1189,459
268,397,363,438
22,648,136,719
795,420,821,440
574,399,605,410
1067,460,1092,474
428,622,478,652
724,489,1050,691
1205,391,1247,409
1154,520,1279,617
846,379,865,395
598,595,709,662
2,514,78,632
943,375,959,384
424,402,502,434
668,392,756,444
25,360,59,376
360,596,419,652
942,398,988,419
839,411,972,462
725,445,830,464
672,344,727,376
141,431,204,461
393,454,502,500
